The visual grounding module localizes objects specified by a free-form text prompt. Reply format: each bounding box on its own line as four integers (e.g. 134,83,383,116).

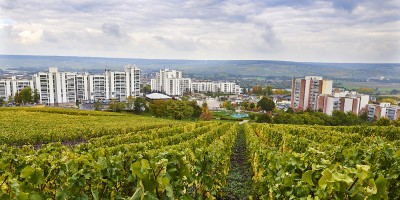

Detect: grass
338,81,400,93
223,125,253,199
213,110,250,121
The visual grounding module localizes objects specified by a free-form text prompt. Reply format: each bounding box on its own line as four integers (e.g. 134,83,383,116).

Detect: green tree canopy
374,117,391,126
134,97,148,114
93,100,103,111
126,96,135,110
33,89,40,103
150,99,194,120
257,97,275,112
19,87,33,104
189,100,202,119
142,84,152,94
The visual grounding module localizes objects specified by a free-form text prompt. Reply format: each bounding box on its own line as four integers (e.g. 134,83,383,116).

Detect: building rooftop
146,93,172,100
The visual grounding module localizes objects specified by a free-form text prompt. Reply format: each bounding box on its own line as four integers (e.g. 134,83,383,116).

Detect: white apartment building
88,74,108,101
151,69,181,93
191,81,215,93
189,81,241,94
318,92,369,115
150,69,189,96
0,76,34,100
150,69,242,96
367,103,400,120
75,74,90,102
16,65,141,105
387,107,400,120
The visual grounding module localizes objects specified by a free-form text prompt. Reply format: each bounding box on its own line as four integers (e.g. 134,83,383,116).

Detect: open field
0,107,399,199
338,81,400,93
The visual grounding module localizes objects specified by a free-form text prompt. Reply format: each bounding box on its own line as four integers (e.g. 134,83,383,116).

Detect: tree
250,86,263,95
374,117,391,126
262,86,273,96
109,99,117,111
134,97,148,114
357,87,374,94
33,89,40,103
249,102,256,110
222,100,234,111
126,96,135,110
19,87,33,104
200,101,213,121
331,111,363,126
149,100,167,117
142,84,152,94
242,101,249,110
256,113,272,123
189,100,202,119
286,107,295,114
0,97,4,107
392,119,400,127
166,100,194,120
7,96,13,105
390,89,399,95
242,87,247,94
14,91,22,105
380,98,397,105
109,99,127,112
274,89,290,95
359,108,369,121
257,97,275,112
93,100,103,111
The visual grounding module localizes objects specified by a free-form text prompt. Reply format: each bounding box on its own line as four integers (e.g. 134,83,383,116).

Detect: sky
0,0,399,63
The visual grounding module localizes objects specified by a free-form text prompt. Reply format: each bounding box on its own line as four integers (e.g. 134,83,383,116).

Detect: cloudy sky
0,0,399,63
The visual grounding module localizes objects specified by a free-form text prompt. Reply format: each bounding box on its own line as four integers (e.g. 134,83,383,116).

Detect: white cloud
0,0,399,62
18,29,43,44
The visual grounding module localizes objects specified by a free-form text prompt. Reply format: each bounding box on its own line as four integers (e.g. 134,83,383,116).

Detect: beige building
368,103,400,120
291,76,332,110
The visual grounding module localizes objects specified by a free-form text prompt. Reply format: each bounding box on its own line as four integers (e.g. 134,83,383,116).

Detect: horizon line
1,54,399,65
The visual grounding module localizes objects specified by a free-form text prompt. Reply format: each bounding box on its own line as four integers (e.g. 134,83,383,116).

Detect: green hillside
0,108,399,199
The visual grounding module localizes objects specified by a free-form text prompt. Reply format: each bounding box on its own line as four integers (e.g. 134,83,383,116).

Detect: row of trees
93,96,148,114
246,85,291,96
251,109,367,125
149,100,212,120
0,87,40,106
249,108,400,126
221,96,276,113
97,97,213,121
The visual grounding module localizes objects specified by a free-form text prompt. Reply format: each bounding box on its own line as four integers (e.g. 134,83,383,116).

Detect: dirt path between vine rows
222,124,253,199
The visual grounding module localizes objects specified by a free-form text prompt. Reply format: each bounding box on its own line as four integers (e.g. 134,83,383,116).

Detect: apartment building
151,69,182,93
0,76,34,100
88,74,108,101
1,66,141,105
151,69,241,96
75,74,90,102
191,81,215,93
317,92,369,115
291,76,332,110
367,103,400,120
191,81,241,94
387,107,400,120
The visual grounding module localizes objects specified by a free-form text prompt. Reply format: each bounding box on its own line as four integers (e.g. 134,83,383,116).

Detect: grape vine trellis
0,108,399,199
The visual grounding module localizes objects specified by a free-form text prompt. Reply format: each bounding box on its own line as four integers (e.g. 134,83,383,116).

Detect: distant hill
0,55,399,79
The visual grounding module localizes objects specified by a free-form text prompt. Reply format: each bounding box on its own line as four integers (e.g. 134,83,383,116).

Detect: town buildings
317,91,369,115
291,76,374,117
367,103,400,120
0,65,140,105
150,69,241,96
0,76,34,101
291,76,333,110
